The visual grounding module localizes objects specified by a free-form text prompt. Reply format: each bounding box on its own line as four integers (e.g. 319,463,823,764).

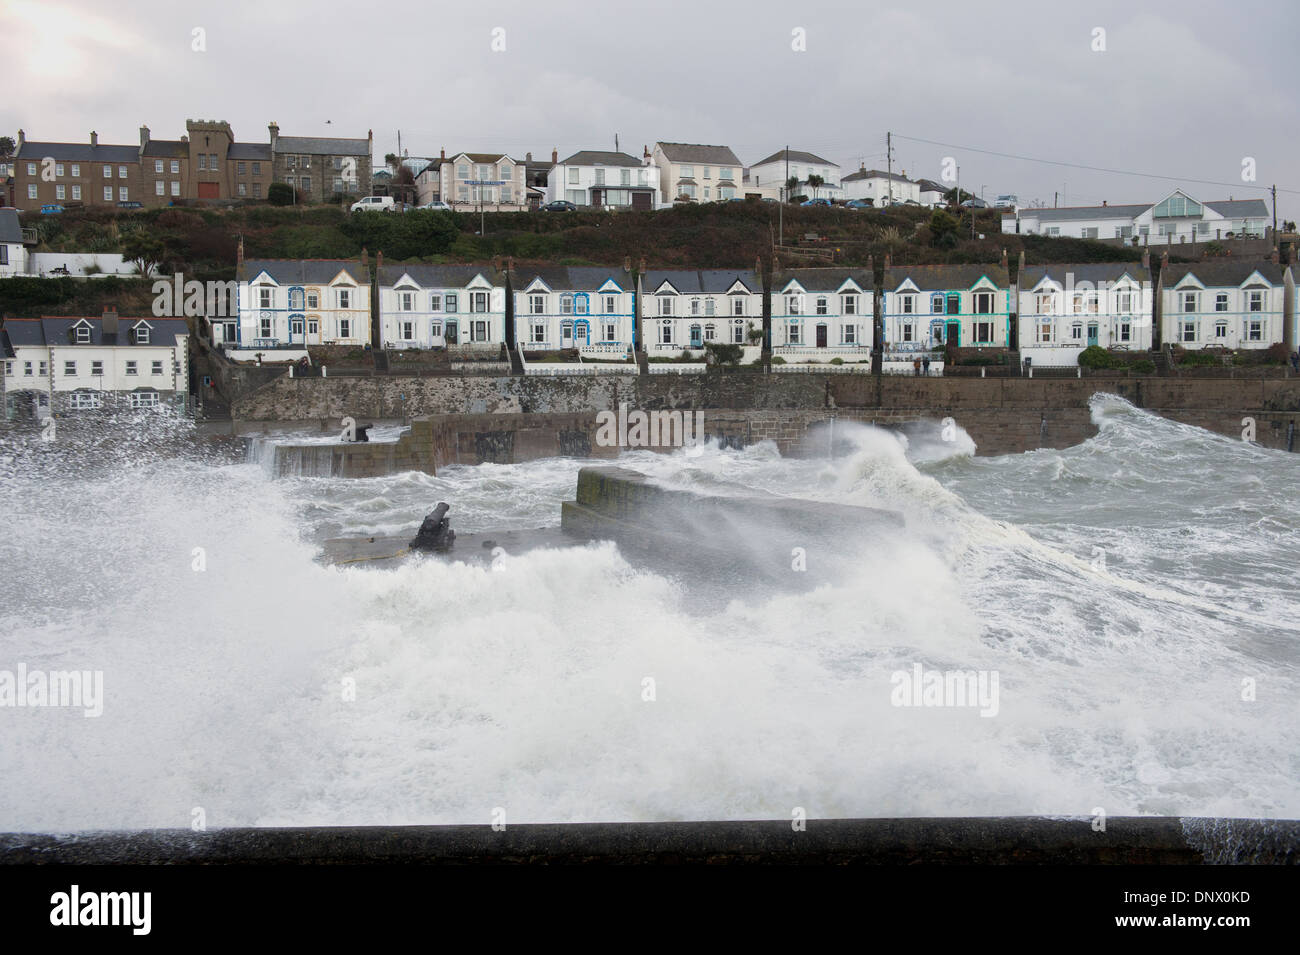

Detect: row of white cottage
222,253,1297,369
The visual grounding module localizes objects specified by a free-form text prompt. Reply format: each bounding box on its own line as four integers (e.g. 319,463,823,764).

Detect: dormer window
134,324,150,344
75,324,91,343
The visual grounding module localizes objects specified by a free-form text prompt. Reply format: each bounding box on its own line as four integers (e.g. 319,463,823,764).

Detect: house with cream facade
1017,259,1154,366
234,258,370,355
639,270,762,355
434,152,527,211
651,143,743,205
1159,260,1291,351
515,266,637,355
771,268,874,363
378,264,507,351
0,208,27,277
2,311,189,419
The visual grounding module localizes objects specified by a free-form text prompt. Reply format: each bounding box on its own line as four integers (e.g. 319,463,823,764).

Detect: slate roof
655,143,742,167
275,136,369,156
1160,260,1284,287
843,168,914,184
774,268,874,292
752,148,836,167
559,150,644,167
14,141,139,163
643,270,761,294
883,264,1011,291
917,178,948,194
1017,263,1152,288
448,152,516,164
142,140,189,158
1204,199,1269,218
3,317,188,346
242,259,368,284
516,267,632,292
1016,204,1155,222
378,264,505,288
228,142,272,160
0,208,23,243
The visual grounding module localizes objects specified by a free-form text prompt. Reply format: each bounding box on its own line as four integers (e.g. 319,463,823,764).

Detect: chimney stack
376,251,383,272
551,147,558,164
101,308,118,335
506,256,514,272
867,254,874,273
1018,249,1025,273
440,147,446,160
361,247,369,268
1141,248,1150,270
1000,247,1007,268
493,254,502,272
268,122,279,151
884,254,892,270
526,152,532,162
623,255,631,272
638,256,646,274
90,131,98,147
1271,246,1280,264
755,253,762,276
16,129,23,148
139,125,150,149
237,236,245,267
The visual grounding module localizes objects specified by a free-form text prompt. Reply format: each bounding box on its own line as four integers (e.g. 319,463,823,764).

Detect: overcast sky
5,0,1298,219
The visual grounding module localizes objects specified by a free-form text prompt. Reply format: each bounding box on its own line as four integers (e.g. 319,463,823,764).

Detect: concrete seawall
2,817,1295,864
234,375,1300,461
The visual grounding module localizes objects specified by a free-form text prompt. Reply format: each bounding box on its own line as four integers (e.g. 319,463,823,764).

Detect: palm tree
807,174,825,201
784,176,799,203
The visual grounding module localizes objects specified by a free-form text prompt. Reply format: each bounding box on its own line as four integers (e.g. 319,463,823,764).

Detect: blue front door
689,324,702,347
1087,323,1099,346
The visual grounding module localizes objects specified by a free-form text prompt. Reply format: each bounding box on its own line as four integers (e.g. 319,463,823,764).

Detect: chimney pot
90,131,98,146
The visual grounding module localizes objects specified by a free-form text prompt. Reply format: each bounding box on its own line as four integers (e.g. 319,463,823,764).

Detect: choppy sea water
0,394,1296,829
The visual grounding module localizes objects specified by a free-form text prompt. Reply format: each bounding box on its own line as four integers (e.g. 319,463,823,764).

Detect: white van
350,195,396,212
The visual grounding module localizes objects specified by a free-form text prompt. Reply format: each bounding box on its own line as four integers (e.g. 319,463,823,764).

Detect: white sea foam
0,398,1296,829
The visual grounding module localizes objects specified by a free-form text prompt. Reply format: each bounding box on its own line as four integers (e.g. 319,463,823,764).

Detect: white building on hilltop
747,149,841,202
1003,189,1269,243
546,150,659,209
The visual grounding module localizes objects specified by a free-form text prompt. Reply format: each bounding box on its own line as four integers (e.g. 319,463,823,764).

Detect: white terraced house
1003,189,1270,242
747,149,842,202
1017,259,1155,366
515,267,637,356
1,311,189,419
771,269,874,362
0,208,27,277
651,143,743,205
1159,260,1293,351
234,258,370,355
639,270,763,355
378,264,507,350
546,150,660,210
881,263,1014,351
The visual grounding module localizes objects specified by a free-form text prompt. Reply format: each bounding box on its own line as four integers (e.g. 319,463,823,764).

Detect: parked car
350,195,396,212
417,200,452,211
801,198,833,207
39,204,64,215
846,199,875,209
542,200,577,212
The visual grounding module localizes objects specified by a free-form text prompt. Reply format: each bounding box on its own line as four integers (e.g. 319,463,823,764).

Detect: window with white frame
1119,321,1131,342
843,295,858,315
125,360,138,375
732,298,744,316
401,321,414,340
901,321,914,342
786,295,801,315
118,166,127,178
931,294,944,314
531,321,546,343
844,324,857,344
660,320,673,344
63,360,76,376
102,165,111,178
155,181,164,196
787,320,802,345
974,321,993,343
1116,289,1133,313
529,295,545,314
429,294,442,311
1037,321,1053,343
1182,291,1198,312
103,187,112,201
151,360,163,375
470,292,488,312
260,317,273,338
338,289,351,309
399,291,414,311
129,391,159,408
73,186,82,200
1248,291,1263,312
974,291,994,314
658,297,674,316
602,322,616,341
340,318,352,338
154,160,163,173
1181,320,1196,342
604,295,616,313
134,325,150,343
732,320,745,344
118,187,128,201
575,295,589,315
1071,322,1083,341
445,294,457,312
69,392,102,410
259,288,272,308
26,184,37,199
171,160,180,174
689,298,700,316
91,360,103,375
704,323,717,342
1214,320,1228,339
1215,293,1228,312
816,297,828,315
1246,320,1263,341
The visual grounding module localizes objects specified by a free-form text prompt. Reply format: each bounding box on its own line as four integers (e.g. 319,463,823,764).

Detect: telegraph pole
1271,184,1277,238
886,132,893,206
780,145,788,246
